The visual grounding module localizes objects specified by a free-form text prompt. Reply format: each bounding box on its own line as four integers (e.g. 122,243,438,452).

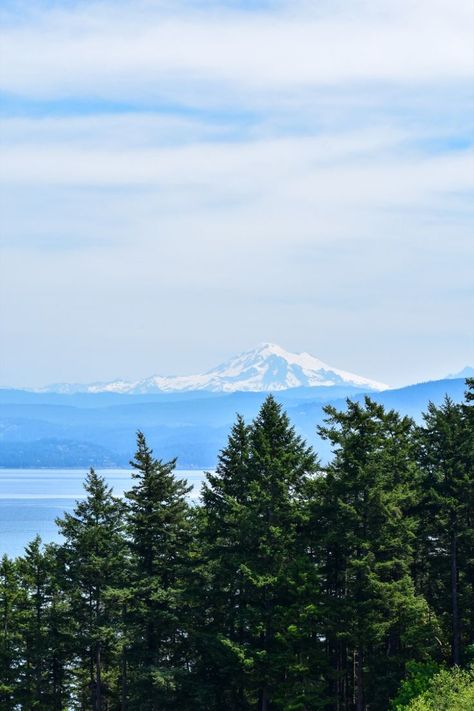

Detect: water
0,469,206,558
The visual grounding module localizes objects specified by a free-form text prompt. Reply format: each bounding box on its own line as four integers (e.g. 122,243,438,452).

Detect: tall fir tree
417,385,474,665
56,468,126,710
201,396,321,710
0,555,22,710
315,397,434,711
124,432,192,710
199,415,253,708
16,537,55,709
13,538,73,710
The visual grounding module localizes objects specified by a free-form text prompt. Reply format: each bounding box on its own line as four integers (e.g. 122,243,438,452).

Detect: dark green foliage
416,385,474,665
56,469,127,709
123,432,193,710
0,389,473,710
200,398,322,709
314,397,436,710
198,415,253,707
15,538,72,710
0,555,22,708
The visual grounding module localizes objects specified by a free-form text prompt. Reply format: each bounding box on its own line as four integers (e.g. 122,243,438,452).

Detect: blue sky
0,0,473,388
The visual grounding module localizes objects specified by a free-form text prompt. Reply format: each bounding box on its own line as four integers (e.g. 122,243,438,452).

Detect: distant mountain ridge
446,366,474,380
0,378,468,468
37,343,388,394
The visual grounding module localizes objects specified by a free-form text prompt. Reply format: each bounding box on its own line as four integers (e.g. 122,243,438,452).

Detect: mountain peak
256,342,286,353
40,343,389,394
204,343,387,392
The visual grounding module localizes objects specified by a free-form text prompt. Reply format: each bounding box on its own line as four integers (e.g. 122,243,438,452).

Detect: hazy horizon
1,0,473,389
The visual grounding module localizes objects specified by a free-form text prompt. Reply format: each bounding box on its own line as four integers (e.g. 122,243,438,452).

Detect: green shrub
390,661,440,709
394,665,474,711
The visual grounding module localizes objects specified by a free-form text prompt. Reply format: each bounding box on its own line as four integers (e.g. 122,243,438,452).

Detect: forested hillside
1,382,473,710
0,378,467,468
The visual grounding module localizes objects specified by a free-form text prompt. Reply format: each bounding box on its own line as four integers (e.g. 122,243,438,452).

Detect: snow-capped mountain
41,344,388,394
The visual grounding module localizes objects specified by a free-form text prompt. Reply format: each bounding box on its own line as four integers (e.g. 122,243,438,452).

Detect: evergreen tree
16,537,54,709
0,555,22,709
316,397,434,711
56,468,126,709
417,385,474,665
124,432,192,710
199,415,253,708
202,396,321,710
42,543,74,711
13,538,73,710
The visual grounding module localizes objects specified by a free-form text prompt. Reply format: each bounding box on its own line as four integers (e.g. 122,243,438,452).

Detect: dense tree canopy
0,388,473,710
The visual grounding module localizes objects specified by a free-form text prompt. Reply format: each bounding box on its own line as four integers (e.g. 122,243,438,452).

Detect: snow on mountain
41,344,389,394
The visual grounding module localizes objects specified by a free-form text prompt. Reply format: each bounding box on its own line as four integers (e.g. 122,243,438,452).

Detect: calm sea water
0,469,206,558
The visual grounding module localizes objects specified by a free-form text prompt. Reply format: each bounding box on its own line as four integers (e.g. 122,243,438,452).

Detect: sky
0,0,473,389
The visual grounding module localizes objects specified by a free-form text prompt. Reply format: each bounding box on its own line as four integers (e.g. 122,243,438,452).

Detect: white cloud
0,0,472,102
0,0,473,387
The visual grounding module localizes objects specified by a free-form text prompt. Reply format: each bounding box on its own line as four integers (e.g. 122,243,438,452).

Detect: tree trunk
120,649,128,711
258,687,269,711
95,642,102,711
355,647,364,711
451,522,460,665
